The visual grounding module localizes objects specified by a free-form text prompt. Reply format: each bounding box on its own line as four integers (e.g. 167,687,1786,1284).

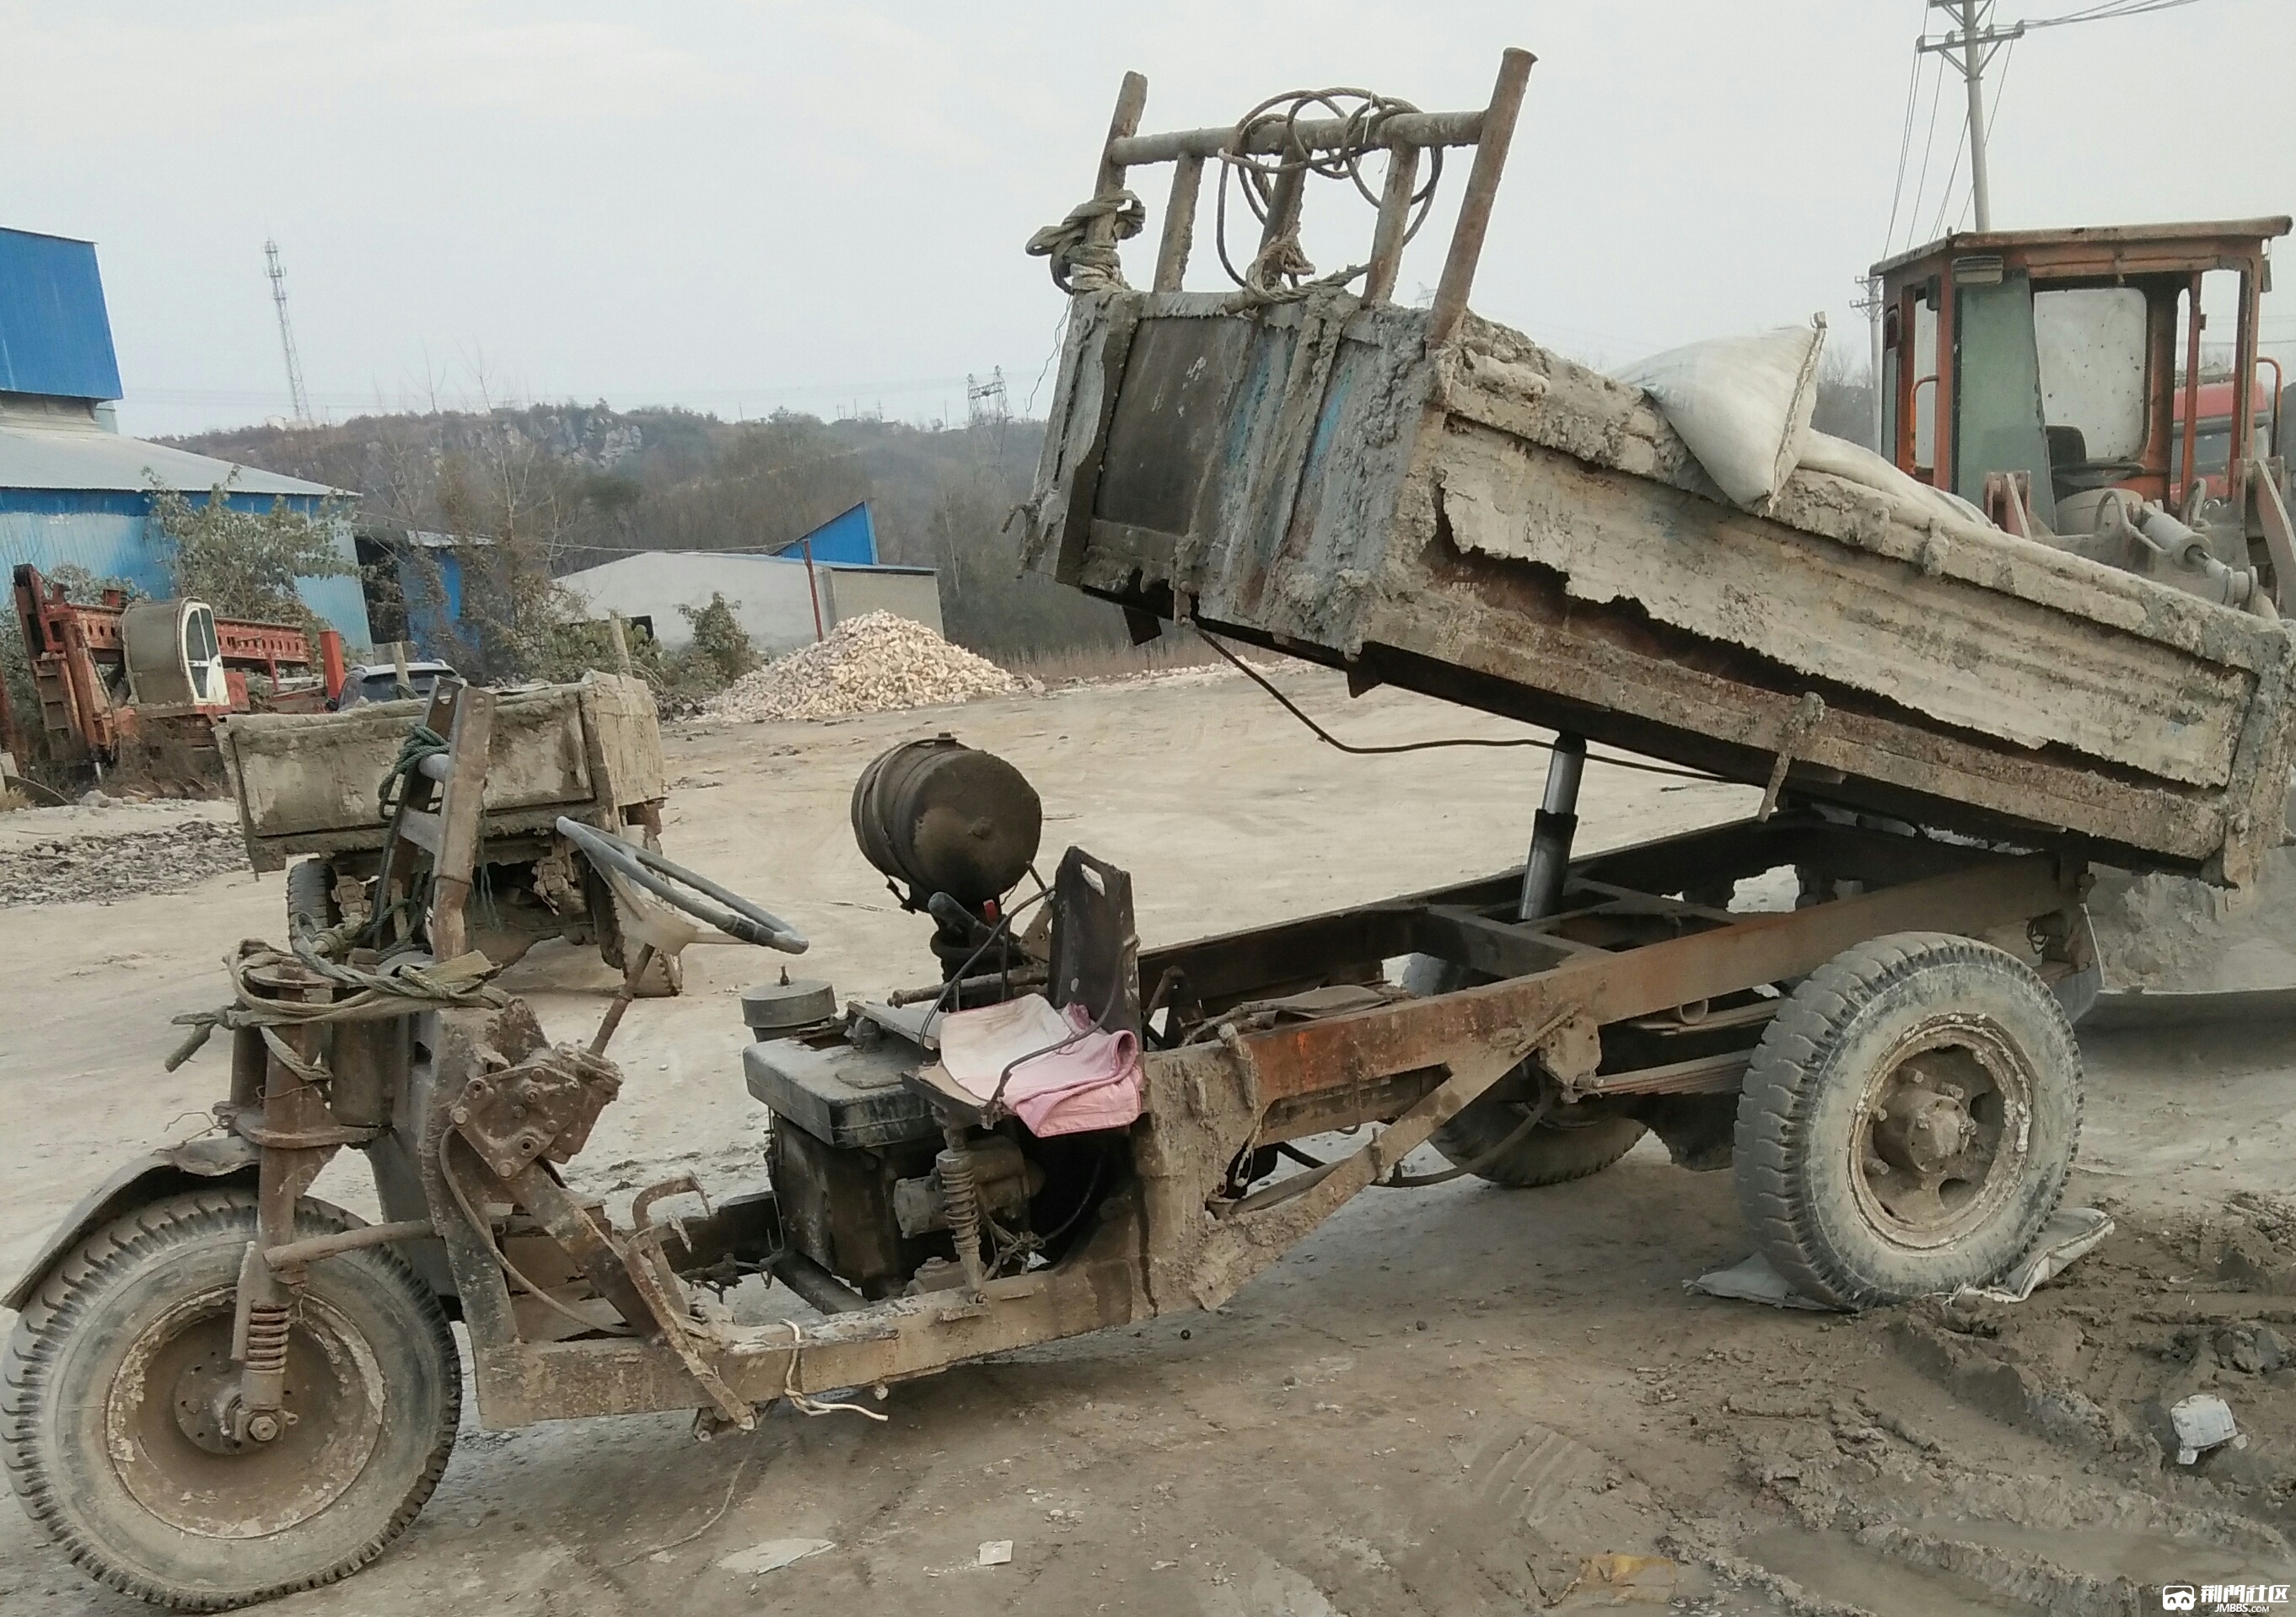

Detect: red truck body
1,563,345,771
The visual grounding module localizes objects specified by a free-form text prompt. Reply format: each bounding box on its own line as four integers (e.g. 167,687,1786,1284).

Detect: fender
2,1133,260,1313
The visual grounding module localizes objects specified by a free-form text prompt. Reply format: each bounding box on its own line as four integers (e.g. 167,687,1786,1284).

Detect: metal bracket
2245,459,2296,613
1760,692,1827,821
450,1043,622,1179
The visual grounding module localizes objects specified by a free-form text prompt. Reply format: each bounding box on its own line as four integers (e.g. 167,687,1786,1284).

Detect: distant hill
165,405,1130,661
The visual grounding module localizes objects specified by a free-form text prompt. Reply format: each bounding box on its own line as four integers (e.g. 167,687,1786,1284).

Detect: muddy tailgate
218,683,616,872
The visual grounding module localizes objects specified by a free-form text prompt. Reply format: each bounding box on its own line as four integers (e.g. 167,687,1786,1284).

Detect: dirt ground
4,663,2295,1615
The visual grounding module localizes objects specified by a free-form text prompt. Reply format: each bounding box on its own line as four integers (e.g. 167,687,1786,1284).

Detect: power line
2023,0,2197,26
1965,34,2019,228
1917,2,2014,231
1881,31,1927,252
1926,77,1972,241
1934,31,2017,237
1903,47,1949,250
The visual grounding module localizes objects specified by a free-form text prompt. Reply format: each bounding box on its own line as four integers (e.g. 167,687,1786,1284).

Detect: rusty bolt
245,1413,282,1443
450,1106,470,1125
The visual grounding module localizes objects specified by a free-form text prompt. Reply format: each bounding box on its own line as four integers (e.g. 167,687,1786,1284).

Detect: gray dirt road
4,664,2294,1615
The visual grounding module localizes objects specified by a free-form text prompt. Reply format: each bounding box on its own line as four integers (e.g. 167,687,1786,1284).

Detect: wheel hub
1874,1086,1973,1174
171,1357,261,1455
1848,1018,2029,1252
110,1289,386,1539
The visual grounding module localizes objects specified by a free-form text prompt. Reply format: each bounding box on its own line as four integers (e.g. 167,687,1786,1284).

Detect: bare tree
1810,352,1878,450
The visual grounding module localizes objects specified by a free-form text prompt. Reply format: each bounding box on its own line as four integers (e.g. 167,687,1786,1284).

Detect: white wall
559,552,941,656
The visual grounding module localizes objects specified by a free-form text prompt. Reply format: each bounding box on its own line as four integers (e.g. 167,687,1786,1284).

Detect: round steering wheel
555,817,808,954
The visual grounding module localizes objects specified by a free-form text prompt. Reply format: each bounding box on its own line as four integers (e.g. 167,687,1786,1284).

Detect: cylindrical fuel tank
851,736,1041,906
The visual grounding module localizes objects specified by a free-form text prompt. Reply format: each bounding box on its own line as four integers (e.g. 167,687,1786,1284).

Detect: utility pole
263,239,315,427
1917,0,2178,236
1917,1,2023,234
1956,2,1993,231
1852,273,1885,449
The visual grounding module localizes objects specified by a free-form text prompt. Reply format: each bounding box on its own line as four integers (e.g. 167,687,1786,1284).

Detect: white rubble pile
703,611,1027,723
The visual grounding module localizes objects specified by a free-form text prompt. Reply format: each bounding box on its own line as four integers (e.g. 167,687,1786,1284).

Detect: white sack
1617,316,1826,508
1796,429,1989,532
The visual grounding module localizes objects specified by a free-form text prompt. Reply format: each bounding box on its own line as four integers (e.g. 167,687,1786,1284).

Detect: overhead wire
1192,628,1726,783
1902,46,1949,252
1880,32,1927,254
1926,86,1972,242
1974,34,2019,222
2022,0,2197,25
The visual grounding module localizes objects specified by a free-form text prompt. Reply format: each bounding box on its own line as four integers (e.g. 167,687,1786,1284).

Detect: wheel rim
107,1286,387,1538
1847,1014,2032,1252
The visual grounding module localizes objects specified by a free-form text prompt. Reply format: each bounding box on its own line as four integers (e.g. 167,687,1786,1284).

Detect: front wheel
1733,932,2082,1309
3,1190,460,1609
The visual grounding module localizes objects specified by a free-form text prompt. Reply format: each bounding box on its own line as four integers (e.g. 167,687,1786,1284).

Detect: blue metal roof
776,501,877,566
0,228,123,402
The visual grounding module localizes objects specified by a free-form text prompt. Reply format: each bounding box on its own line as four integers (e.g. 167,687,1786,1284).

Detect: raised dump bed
1022,60,2296,887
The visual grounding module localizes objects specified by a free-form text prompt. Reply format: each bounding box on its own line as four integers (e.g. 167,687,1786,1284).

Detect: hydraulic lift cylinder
1517,735,1584,922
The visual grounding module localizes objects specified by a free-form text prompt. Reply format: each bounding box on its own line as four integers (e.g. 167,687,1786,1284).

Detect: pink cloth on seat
934,993,1143,1136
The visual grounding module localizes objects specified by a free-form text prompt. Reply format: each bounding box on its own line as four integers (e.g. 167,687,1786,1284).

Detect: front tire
3,1190,460,1609
1733,932,2081,1309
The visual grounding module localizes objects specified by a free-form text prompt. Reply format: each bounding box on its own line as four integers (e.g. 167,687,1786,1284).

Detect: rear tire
3,1190,460,1609
285,859,339,938
1431,1083,1648,1187
1402,955,1647,1187
1733,932,2080,1309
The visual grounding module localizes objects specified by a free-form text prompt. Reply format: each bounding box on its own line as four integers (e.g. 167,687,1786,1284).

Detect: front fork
221,959,363,1448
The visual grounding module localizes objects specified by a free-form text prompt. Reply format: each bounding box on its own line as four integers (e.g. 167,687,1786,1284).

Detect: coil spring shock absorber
938,1125,987,1292
236,1301,293,1443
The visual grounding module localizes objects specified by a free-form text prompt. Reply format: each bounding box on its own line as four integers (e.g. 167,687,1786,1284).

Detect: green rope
378,723,449,817
364,721,450,949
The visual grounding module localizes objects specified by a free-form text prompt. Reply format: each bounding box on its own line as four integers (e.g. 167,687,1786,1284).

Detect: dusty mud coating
4,665,2293,1615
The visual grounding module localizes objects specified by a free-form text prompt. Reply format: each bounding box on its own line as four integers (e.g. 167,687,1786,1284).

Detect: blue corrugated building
0,226,370,642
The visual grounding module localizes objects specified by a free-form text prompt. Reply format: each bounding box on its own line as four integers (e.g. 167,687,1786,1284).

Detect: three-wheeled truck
8,50,2296,1609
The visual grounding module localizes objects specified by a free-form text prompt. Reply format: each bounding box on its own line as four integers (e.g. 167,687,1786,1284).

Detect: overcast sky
7,1,2290,440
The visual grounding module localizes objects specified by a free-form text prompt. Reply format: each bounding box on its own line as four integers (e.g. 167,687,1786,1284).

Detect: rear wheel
3,1190,460,1609
285,859,340,938
1430,1079,1648,1187
1733,932,2081,1309
1403,956,1647,1186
